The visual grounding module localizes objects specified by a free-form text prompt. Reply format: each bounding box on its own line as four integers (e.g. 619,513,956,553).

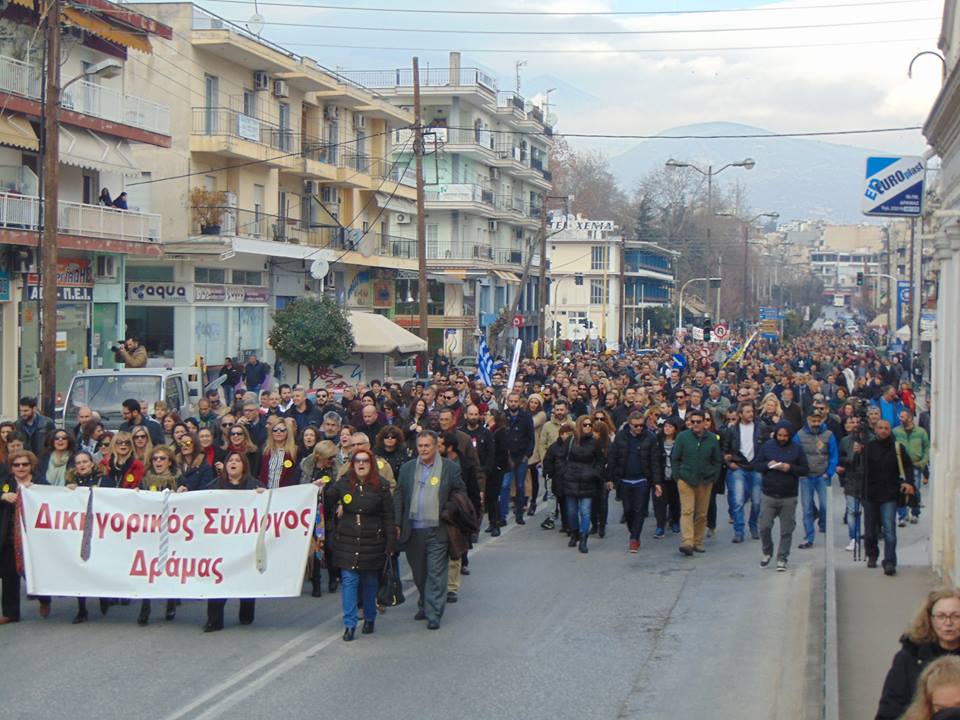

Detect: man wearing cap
793,410,838,549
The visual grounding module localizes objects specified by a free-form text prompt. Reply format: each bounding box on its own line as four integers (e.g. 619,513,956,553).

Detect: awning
375,192,417,216
59,128,140,177
0,114,38,152
396,269,463,285
347,311,427,356
62,6,153,54
493,270,521,283
229,236,332,261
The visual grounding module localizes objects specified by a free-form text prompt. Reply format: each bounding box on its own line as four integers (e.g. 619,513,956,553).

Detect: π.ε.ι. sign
862,156,925,217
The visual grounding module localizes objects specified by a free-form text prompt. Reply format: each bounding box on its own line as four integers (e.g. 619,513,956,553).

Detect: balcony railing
192,107,299,153
342,67,498,92
375,233,417,259
425,183,493,205
62,79,170,135
0,191,161,243
494,248,524,265
0,54,41,100
198,206,336,245
427,241,493,261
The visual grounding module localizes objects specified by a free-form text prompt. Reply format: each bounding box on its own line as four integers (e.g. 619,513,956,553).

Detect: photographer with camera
853,418,916,576
113,336,147,368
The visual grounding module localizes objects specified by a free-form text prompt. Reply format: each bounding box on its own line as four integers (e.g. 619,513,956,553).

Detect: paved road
4,500,821,720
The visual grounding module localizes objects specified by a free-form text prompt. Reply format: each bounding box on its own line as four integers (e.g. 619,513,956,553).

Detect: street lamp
665,157,755,322
678,276,722,329
716,210,779,318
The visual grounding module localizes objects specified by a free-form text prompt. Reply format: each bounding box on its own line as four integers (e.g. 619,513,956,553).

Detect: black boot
598,524,606,539
579,536,588,553
568,532,579,548
311,563,323,597
164,599,177,621
137,601,150,626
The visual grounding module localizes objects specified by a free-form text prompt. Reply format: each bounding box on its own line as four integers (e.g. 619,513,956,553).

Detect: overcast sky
169,0,945,156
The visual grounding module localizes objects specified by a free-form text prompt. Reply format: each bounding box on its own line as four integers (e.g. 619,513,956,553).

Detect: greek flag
477,336,494,386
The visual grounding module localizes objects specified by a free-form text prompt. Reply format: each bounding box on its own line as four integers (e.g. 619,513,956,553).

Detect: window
233,270,263,286
590,279,608,305
165,377,183,413
591,245,607,271
125,306,174,358
243,90,257,118
233,307,264,358
195,267,226,283
127,265,173,282
195,306,228,363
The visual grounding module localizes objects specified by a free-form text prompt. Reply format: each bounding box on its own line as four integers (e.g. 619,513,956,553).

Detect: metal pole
537,199,547,354
910,217,922,358
742,221,749,318
715,253,722,324
412,57,429,369
618,237,625,347
40,0,61,418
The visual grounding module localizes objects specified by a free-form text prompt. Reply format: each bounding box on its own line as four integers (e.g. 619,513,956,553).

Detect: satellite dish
245,12,265,35
309,259,329,280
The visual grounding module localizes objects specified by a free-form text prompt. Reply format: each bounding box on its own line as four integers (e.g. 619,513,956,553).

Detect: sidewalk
833,484,939,720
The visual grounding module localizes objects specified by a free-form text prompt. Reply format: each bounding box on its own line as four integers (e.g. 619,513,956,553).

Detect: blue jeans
800,475,829,544
340,568,379,629
564,496,592,537
727,468,762,536
500,460,528,521
846,496,861,540
897,469,922,521
864,500,898,566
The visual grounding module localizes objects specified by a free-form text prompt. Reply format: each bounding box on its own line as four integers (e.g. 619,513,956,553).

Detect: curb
823,487,840,720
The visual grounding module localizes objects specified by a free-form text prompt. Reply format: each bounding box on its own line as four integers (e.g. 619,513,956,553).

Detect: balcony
0,191,160,244
62,80,170,136
375,233,417,259
494,248,525,266
195,206,336,246
427,241,493,262
342,67,498,93
0,55,170,137
425,183,494,207
191,107,300,167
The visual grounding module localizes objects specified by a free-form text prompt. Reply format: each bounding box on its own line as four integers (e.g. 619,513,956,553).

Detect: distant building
546,214,675,349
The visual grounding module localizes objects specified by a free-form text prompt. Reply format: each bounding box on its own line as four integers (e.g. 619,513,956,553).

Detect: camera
110,341,124,353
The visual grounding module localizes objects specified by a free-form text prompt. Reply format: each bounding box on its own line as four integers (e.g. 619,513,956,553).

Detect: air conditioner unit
324,104,339,121
94,255,117,280
395,213,411,224
253,71,269,90
490,167,500,180
304,180,316,196
488,220,499,232
273,80,289,98
353,113,366,130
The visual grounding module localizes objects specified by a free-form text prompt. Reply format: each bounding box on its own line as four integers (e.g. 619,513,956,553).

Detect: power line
282,36,931,55
430,125,924,140
215,16,937,35
160,0,929,15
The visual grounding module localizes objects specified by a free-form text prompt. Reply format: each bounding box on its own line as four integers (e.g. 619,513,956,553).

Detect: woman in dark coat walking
325,450,394,641
877,588,960,719
561,415,605,554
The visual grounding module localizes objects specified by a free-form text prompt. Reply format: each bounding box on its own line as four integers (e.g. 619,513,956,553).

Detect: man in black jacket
608,410,663,553
501,392,535,525
756,421,810,571
461,404,494,525
855,419,915,575
722,402,767,543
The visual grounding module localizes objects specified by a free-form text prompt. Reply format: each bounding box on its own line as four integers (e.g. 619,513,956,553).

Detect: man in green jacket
893,409,929,525
671,410,723,555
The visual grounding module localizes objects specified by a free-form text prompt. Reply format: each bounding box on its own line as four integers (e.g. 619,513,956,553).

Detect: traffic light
702,316,712,342
574,274,583,286
856,272,864,286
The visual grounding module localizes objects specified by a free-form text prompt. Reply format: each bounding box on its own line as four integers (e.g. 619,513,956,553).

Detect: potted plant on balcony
190,186,227,235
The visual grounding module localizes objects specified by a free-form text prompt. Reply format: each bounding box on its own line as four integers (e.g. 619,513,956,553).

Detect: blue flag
477,336,494,386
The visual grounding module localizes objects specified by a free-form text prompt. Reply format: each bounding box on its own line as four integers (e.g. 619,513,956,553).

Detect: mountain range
605,122,918,224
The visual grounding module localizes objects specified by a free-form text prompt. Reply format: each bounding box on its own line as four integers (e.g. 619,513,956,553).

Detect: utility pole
617,236,625,348
40,0,61,419
537,201,547,356
742,222,749,318
412,57,429,372
910,217,921,357
715,253,722,324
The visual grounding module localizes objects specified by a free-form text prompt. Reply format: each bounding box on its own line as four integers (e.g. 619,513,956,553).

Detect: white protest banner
20,484,317,599
506,338,523,391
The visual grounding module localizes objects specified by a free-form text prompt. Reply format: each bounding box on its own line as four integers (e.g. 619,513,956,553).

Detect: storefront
0,268,13,417
19,257,95,402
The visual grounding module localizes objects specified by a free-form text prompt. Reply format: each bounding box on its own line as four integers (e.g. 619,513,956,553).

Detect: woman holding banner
136,446,181,626
259,418,299,489
175,432,215,492
325,450,394,641
204,452,262,632
101,432,144,490
65,451,113,623
0,450,46,623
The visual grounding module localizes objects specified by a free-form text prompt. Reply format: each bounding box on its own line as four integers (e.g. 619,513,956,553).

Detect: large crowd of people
0,324,952,713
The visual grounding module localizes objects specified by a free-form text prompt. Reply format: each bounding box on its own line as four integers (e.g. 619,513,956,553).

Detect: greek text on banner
19,485,317,599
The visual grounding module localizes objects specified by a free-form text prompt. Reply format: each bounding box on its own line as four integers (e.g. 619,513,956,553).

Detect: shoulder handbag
377,556,405,607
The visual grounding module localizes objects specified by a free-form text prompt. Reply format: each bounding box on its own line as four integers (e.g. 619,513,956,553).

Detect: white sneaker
845,539,856,551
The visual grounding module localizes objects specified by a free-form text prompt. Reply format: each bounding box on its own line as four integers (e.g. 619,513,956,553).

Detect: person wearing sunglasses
130,428,153,467
558,416,605,554
99,431,144,490
259,419,300,489
174,432,215,493
38,430,76,486
216,424,261,479
136,445,181,626
0,450,46,623
325,450,394,641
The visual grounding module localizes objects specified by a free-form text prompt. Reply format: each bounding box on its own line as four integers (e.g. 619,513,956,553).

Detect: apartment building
0,0,172,414
344,53,553,355
546,214,675,349
124,4,423,372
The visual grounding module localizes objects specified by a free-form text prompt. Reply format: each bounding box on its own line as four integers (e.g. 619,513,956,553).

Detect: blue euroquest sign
862,156,925,217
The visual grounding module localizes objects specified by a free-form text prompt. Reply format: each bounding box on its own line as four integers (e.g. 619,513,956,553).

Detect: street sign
512,315,524,328
713,324,729,340
862,156,925,217
758,307,783,320
691,327,704,341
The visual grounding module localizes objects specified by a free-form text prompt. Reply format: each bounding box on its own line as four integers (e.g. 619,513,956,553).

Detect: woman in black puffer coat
560,415,605,554
325,450,394,641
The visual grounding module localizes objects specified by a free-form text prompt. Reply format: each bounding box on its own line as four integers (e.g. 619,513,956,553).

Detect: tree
268,297,355,388
550,137,631,227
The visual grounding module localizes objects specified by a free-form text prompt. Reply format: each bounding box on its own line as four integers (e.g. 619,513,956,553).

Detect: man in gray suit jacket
395,430,465,629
